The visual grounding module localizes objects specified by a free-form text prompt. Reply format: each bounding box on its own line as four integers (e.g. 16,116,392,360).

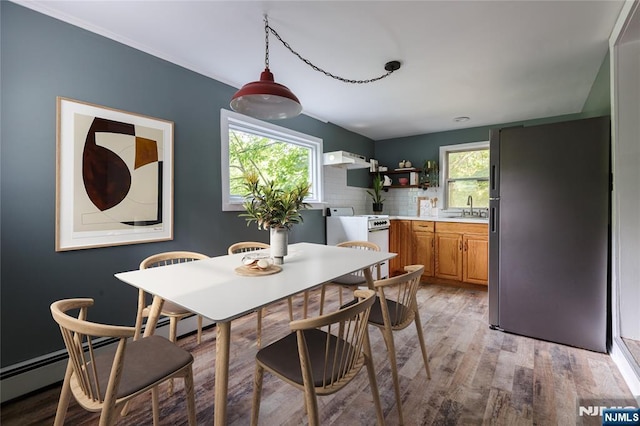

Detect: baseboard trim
0,316,214,404
611,339,640,404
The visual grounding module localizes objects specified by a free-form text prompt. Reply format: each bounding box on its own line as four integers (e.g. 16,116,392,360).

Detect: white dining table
115,242,395,425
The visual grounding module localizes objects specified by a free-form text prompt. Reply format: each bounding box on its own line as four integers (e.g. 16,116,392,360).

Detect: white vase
270,227,288,265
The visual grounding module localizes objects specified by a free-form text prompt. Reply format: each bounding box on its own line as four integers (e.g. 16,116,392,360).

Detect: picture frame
56,97,173,251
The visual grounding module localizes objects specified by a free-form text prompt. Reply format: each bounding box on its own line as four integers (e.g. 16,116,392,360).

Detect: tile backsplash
323,166,443,216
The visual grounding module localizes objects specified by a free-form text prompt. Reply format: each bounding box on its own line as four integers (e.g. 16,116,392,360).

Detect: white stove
325,207,390,279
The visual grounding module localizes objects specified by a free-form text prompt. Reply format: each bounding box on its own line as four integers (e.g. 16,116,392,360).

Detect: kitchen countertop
390,215,489,224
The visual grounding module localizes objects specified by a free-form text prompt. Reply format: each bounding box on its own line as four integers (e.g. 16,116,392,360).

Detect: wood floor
1,284,636,425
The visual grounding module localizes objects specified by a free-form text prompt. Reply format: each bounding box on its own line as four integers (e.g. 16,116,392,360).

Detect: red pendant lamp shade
230,68,302,120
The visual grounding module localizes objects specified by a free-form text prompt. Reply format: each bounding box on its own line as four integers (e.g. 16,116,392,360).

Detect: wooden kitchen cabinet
463,233,489,285
389,220,412,275
435,222,488,285
412,221,435,278
435,232,463,281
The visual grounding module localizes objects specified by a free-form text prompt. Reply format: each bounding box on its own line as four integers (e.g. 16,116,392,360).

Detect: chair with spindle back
50,298,196,426
250,289,384,426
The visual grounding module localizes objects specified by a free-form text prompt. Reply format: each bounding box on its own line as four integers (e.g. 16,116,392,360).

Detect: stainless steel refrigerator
488,116,610,353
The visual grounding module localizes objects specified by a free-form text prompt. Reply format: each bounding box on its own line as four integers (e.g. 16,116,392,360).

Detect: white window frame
221,109,324,211
439,140,490,210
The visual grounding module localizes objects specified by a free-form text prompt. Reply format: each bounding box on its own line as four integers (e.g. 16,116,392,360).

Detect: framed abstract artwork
56,97,173,251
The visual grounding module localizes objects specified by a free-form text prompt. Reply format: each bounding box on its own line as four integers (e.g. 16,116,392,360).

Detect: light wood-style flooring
1,284,636,425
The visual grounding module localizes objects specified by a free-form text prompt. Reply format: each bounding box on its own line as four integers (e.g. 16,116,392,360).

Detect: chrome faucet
466,195,474,216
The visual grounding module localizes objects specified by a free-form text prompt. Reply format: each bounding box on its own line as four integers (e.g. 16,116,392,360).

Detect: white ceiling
16,0,624,140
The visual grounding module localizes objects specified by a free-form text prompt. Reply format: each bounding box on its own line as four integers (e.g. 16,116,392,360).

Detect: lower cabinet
390,220,488,285
389,220,412,276
434,232,463,281
412,221,435,279
435,222,488,286
463,233,489,285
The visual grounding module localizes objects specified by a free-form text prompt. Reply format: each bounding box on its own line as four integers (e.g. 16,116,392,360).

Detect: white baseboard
0,316,214,404
611,340,640,404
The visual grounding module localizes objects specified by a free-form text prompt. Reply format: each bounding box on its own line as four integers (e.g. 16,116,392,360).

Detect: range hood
323,151,370,169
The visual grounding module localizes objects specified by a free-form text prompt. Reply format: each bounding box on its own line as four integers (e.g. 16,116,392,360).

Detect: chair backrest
290,289,376,394
51,298,135,408
139,251,210,269
135,251,209,339
227,241,269,255
336,241,381,280
372,264,424,329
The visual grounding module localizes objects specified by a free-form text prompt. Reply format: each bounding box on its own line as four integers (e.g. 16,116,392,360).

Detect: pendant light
230,16,302,120
231,15,402,120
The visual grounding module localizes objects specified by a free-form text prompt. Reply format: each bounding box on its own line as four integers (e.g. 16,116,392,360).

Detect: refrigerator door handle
490,206,497,233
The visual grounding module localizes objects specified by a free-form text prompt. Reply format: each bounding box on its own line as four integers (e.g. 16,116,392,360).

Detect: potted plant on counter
368,173,385,214
240,171,311,264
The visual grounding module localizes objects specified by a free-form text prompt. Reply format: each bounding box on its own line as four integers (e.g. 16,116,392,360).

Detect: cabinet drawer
412,221,434,232
435,222,488,235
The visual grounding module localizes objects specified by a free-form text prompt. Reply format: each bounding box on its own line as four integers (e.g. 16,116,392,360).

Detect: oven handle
368,228,390,233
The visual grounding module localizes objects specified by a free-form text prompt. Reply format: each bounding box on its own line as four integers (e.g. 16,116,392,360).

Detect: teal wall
0,2,374,368
582,51,611,117
375,53,612,167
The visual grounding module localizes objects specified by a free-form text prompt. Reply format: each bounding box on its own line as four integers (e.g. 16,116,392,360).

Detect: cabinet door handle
459,241,463,251
464,241,468,251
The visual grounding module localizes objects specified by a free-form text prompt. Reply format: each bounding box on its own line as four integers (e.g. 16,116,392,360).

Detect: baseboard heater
0,316,214,403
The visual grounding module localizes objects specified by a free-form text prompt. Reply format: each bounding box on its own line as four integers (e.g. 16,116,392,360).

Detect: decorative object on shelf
398,177,409,186
383,175,392,186
420,160,439,189
240,171,310,264
231,15,402,120
405,160,412,168
399,160,406,168
368,173,386,213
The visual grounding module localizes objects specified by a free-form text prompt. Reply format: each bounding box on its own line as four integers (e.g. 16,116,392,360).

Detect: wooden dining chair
228,242,293,347
133,251,210,344
50,298,196,426
251,289,384,426
369,264,431,425
319,241,381,314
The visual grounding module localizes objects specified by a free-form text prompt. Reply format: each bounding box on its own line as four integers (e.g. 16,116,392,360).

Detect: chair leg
413,309,431,379
197,315,203,344
364,333,385,426
53,362,73,426
151,387,160,426
379,325,405,425
256,308,263,348
302,384,320,426
184,368,197,426
319,286,327,315
251,364,264,426
338,286,343,306
168,317,178,395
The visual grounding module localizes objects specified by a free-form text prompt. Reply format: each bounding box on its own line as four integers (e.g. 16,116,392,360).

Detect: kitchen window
221,109,323,211
440,141,490,210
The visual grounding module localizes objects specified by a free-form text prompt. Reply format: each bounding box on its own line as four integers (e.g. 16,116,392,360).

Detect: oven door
367,228,389,279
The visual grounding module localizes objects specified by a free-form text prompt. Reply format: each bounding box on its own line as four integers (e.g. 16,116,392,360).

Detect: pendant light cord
263,15,399,84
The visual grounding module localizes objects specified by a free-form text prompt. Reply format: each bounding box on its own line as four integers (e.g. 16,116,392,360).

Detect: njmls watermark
578,399,640,425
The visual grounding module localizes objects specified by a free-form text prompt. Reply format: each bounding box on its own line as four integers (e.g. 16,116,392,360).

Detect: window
440,141,489,210
221,109,323,211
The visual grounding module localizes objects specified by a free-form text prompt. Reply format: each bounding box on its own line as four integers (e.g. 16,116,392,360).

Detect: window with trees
221,109,323,211
440,141,490,210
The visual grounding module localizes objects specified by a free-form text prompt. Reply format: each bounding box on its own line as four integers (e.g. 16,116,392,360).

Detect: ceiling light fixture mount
230,15,401,120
